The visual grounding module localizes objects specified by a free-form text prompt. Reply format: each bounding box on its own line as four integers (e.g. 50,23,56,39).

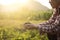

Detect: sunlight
0,0,52,13
0,0,29,12
0,0,29,5
0,0,16,5
19,0,29,5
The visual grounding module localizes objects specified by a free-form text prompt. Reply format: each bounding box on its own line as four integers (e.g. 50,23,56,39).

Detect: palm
24,22,38,29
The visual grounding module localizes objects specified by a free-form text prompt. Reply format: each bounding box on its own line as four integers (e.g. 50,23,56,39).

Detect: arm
24,15,60,34
38,15,60,34
42,8,59,24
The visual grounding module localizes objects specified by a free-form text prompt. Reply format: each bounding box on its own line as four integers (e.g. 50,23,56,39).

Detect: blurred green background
0,0,53,40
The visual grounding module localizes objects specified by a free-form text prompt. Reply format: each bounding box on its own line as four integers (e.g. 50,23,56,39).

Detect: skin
24,22,39,29
49,0,60,8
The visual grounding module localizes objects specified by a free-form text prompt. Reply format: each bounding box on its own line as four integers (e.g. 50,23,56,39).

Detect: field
0,0,53,39
0,19,49,40
0,8,52,40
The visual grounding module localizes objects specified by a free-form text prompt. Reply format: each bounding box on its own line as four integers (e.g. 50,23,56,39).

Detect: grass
0,10,52,40
0,19,48,40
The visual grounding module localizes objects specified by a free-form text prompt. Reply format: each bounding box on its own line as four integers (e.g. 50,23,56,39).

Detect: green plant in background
28,10,52,20
0,10,52,40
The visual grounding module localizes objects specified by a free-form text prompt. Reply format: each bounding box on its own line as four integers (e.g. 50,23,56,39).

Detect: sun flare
0,0,52,13
19,0,29,5
0,0,29,12
0,0,29,5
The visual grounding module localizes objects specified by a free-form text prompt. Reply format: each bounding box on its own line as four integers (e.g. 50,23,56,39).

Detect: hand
24,22,38,29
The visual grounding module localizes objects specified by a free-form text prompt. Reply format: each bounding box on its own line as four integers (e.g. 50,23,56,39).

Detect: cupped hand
24,22,38,29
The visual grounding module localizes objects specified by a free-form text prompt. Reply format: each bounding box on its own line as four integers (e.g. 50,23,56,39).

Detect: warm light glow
19,0,29,5
0,0,17,5
0,0,29,5
0,0,29,12
0,0,52,13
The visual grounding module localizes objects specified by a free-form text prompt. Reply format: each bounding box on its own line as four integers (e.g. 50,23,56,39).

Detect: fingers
23,22,39,29
24,22,31,27
24,22,31,24
23,22,32,29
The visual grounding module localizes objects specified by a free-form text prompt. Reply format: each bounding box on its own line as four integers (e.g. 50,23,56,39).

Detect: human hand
24,22,38,29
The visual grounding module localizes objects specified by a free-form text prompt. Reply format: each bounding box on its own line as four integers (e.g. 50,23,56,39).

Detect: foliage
0,8,52,40
0,27,48,40
0,9,52,20
30,10,53,20
0,20,48,40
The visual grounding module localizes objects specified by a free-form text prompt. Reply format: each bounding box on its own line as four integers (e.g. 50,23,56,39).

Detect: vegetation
0,9,53,40
0,27,48,40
